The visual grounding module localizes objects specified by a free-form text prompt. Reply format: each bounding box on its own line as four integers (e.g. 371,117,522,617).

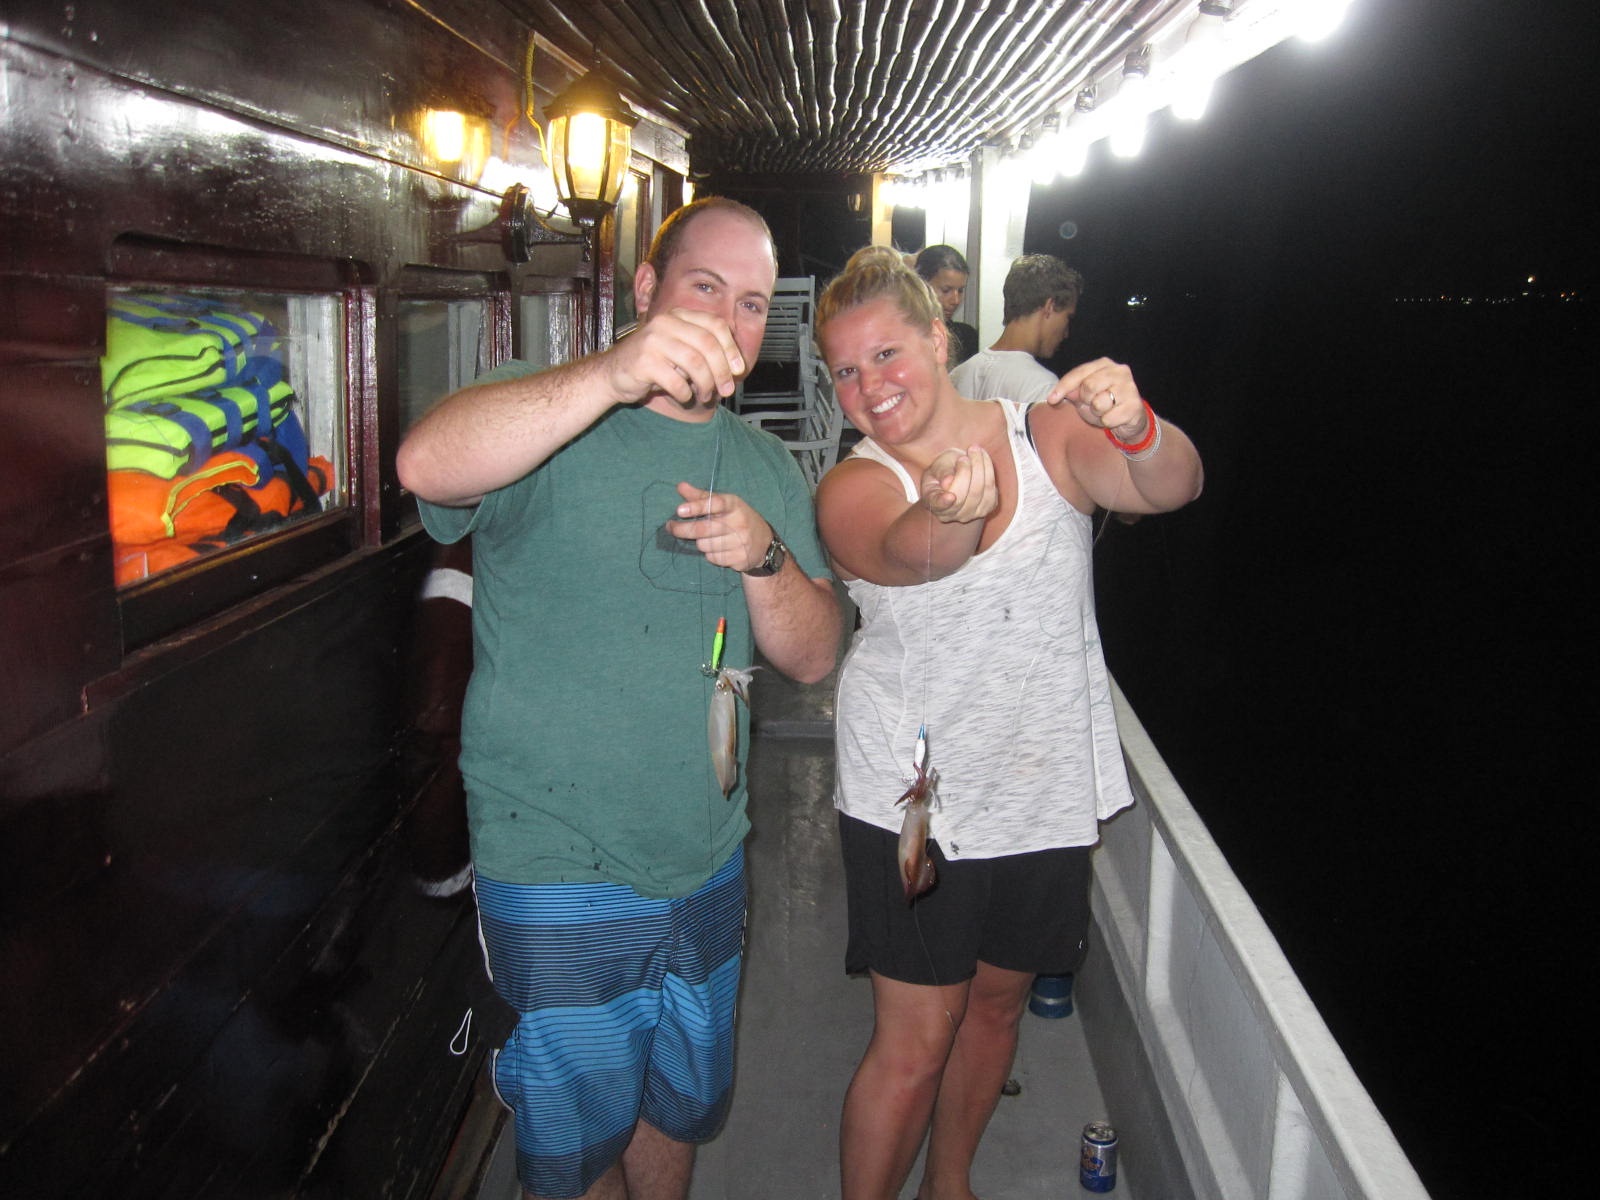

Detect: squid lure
895,724,939,903
705,617,757,797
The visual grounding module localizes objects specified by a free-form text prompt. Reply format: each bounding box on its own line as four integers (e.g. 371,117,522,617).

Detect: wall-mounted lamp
455,183,588,262
498,183,589,260
451,66,640,263
545,68,640,226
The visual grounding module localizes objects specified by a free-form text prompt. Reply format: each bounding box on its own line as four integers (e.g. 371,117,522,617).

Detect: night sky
1020,1,1594,1194
1030,0,1598,304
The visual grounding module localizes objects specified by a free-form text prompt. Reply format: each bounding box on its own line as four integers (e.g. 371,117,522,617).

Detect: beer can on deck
1028,972,1075,1018
1079,1120,1118,1192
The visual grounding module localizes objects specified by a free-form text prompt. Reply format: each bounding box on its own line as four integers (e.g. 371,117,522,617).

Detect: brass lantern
545,70,639,225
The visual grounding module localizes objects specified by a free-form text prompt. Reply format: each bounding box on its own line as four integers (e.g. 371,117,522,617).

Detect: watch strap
742,533,787,577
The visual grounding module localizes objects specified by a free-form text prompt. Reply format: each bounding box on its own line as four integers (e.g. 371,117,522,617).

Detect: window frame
105,239,374,650
388,267,514,533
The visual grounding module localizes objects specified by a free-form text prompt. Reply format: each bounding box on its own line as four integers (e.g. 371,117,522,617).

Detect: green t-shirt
420,366,829,898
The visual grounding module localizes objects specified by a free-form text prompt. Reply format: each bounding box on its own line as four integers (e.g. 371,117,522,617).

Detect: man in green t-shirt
398,198,840,1200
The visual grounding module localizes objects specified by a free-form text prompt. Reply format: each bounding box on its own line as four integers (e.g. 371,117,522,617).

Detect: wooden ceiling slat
713,14,789,141
680,0,774,135
842,0,910,147
505,0,1194,176
693,2,763,133
640,0,748,114
873,0,946,156
518,0,680,129
822,0,858,127
984,0,1139,141
788,0,822,142
767,2,813,148
889,0,960,147
853,0,962,170
831,0,872,124
898,0,1061,159
980,0,1159,146
914,2,1028,145
565,2,712,123
807,0,841,145
917,8,1104,165
712,0,801,138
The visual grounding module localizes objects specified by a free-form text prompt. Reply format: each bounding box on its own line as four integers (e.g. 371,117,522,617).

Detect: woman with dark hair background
913,244,980,367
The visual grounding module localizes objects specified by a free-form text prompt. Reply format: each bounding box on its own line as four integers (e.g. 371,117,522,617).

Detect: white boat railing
1082,683,1431,1199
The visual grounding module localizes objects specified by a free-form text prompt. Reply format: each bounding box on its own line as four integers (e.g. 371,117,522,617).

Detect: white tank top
835,399,1133,857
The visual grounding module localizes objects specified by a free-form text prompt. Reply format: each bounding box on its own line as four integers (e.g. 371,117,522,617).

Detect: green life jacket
104,366,296,478
102,293,280,408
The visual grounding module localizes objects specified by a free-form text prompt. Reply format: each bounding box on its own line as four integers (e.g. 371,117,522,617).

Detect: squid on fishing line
708,664,757,796
704,616,757,796
896,724,939,903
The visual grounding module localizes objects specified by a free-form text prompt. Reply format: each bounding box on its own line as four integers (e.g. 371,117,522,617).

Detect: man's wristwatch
742,533,789,577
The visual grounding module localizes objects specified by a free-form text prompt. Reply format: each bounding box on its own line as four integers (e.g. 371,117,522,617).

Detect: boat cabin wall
0,2,672,1194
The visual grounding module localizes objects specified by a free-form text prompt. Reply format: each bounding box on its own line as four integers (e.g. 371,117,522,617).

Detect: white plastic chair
733,277,822,418
732,276,844,486
742,371,844,488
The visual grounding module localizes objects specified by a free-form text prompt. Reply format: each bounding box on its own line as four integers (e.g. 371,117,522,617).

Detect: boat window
103,285,349,592
397,296,493,435
613,165,650,332
518,289,576,368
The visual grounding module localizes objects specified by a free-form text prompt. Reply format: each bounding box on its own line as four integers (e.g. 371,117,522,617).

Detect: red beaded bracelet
1104,400,1158,455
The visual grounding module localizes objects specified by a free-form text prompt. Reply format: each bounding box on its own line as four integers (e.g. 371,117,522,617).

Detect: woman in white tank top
813,247,1203,1200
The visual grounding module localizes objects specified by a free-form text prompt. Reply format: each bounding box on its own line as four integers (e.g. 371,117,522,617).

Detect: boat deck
474,607,1126,1199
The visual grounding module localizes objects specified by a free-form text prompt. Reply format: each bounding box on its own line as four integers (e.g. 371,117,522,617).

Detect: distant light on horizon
1391,286,1585,307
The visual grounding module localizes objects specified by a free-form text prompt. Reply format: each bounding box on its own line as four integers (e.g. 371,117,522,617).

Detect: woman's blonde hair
816,245,943,340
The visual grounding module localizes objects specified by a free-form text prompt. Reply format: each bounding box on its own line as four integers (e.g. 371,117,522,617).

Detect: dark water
1007,2,1595,1189
1086,294,1592,1196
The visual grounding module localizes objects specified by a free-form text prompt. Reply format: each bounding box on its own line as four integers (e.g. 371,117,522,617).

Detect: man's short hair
1002,254,1085,325
646,196,775,276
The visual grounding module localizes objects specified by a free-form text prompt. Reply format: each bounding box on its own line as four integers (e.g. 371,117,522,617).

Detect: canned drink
1028,972,1075,1019
1079,1120,1118,1192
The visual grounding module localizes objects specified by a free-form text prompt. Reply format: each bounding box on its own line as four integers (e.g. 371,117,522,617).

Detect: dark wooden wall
0,2,611,1194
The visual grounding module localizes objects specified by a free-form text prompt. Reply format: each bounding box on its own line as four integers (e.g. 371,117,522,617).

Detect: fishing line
1091,402,1133,547
910,465,953,1028
1092,482,1126,548
920,497,933,725
700,417,724,638
697,414,727,831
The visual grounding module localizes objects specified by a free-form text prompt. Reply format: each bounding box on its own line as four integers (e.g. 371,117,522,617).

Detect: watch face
746,535,785,576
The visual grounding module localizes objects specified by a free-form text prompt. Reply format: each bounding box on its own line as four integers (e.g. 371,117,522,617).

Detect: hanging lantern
545,69,639,225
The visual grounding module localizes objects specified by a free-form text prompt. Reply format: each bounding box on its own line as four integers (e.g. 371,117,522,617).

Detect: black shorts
838,811,1093,985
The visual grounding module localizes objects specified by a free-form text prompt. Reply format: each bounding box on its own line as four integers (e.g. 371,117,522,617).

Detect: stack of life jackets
101,293,335,584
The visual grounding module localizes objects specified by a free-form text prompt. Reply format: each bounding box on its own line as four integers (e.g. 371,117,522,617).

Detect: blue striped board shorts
473,847,747,1199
